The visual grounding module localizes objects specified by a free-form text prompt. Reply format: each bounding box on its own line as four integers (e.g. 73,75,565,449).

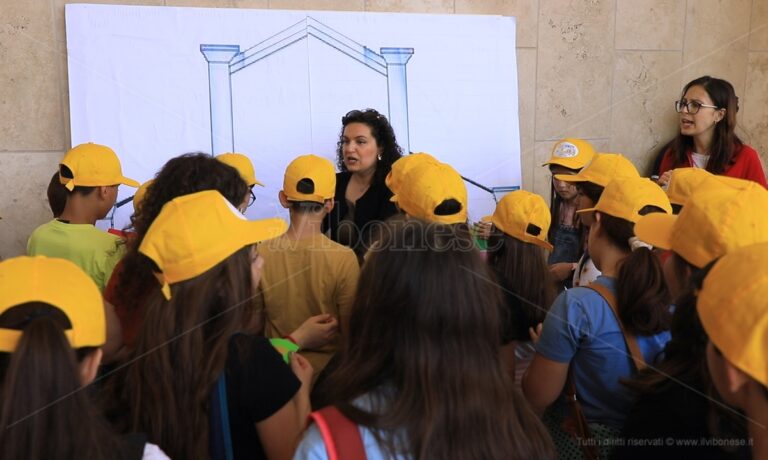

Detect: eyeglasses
675,100,719,114
247,189,256,208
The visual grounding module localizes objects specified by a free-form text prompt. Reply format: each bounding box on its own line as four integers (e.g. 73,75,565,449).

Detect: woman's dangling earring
377,154,382,161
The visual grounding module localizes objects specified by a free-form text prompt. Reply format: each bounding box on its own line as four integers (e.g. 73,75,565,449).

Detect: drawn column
200,44,240,154
381,47,414,154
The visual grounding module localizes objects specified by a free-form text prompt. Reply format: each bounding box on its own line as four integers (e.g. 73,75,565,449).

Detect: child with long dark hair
614,176,767,459
106,153,248,349
106,153,331,353
553,153,640,286
484,190,556,383
296,219,555,460
0,256,167,460
105,190,312,460
541,138,596,288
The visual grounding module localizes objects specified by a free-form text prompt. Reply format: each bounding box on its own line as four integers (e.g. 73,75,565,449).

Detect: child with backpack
104,190,312,460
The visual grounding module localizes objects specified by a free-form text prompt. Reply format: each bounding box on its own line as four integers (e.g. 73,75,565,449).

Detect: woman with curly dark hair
323,108,403,261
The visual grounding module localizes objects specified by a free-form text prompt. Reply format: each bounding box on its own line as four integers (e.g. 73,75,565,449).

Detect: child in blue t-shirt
522,176,674,459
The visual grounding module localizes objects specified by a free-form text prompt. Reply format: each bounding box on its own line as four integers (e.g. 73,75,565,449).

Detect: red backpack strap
308,406,367,460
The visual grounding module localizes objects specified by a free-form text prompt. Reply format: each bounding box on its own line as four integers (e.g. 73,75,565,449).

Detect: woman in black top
323,109,403,260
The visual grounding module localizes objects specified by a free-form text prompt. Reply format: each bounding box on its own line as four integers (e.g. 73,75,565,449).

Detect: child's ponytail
617,244,671,335
599,208,671,336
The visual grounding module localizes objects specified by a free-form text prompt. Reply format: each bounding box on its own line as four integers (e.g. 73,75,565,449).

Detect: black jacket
322,171,398,258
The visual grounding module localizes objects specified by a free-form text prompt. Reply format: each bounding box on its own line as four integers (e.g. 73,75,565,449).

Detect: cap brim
121,176,140,188
252,179,265,187
554,173,586,183
542,159,582,170
524,235,554,251
634,213,676,251
249,218,288,243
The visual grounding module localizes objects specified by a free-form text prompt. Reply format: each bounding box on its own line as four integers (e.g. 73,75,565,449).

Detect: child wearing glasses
216,152,264,213
657,76,766,187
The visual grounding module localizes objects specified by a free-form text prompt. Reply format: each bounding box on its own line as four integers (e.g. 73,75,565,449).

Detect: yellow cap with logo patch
542,138,596,170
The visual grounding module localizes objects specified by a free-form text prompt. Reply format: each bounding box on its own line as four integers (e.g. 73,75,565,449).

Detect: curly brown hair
336,109,403,185
112,153,248,313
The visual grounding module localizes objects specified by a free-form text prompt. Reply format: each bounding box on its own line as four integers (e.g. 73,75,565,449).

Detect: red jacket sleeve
735,145,767,188
723,145,767,188
658,148,679,175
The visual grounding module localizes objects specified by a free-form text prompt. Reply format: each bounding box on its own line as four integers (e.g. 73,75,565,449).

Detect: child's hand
290,314,339,350
528,323,543,344
549,262,577,281
474,221,492,240
289,352,314,388
657,170,673,188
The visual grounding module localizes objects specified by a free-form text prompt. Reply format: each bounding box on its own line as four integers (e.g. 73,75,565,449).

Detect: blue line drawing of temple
200,16,414,155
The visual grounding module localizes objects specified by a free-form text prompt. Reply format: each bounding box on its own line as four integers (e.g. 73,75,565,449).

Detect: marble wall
1,0,766,257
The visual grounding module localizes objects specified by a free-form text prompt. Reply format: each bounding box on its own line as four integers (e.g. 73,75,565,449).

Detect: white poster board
66,4,520,229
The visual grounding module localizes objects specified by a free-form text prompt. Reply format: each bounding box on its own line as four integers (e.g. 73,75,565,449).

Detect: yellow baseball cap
0,256,106,352
216,153,265,187
139,190,287,299
482,190,553,251
665,168,713,207
697,242,768,386
133,179,154,212
634,176,768,268
542,138,596,170
554,153,639,186
577,177,672,223
59,143,139,191
385,152,440,195
282,154,336,203
391,161,468,225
